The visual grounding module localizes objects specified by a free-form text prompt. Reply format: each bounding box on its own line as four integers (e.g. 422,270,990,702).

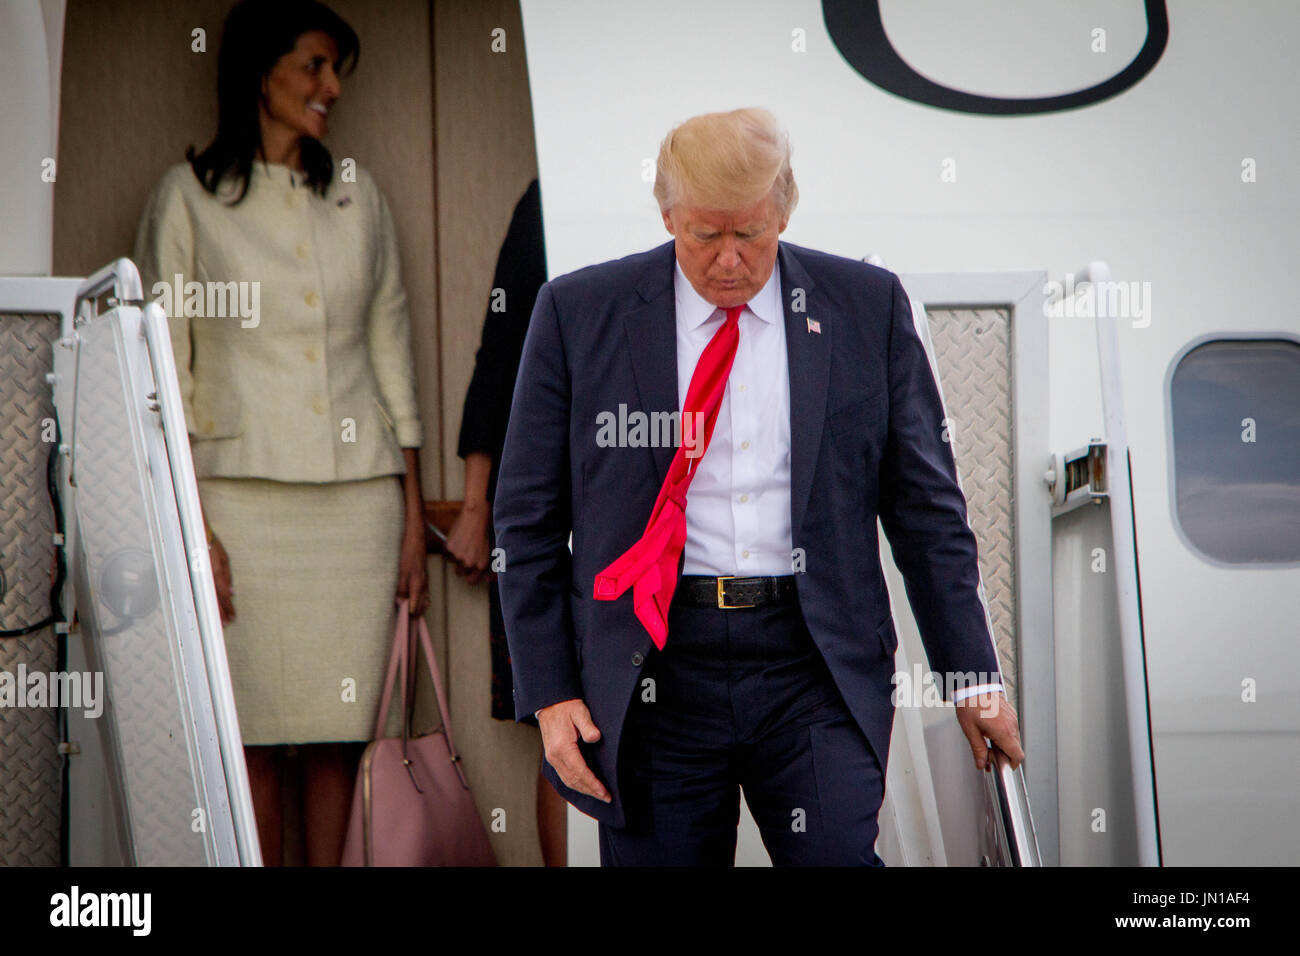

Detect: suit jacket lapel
778,242,829,543
623,240,679,487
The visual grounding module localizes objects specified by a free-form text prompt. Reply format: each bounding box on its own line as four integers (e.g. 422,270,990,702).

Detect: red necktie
593,305,744,649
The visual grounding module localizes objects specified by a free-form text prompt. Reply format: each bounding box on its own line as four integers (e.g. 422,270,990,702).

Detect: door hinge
1046,439,1107,513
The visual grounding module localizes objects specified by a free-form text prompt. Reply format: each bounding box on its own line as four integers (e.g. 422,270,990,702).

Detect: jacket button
631,652,644,667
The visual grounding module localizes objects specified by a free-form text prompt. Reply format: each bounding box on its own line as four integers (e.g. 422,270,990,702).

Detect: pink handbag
341,600,497,867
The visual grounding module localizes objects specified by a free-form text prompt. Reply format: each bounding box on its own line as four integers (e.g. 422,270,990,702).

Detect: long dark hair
187,0,359,204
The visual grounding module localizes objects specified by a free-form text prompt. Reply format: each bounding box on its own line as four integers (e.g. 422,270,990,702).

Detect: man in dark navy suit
494,108,1023,866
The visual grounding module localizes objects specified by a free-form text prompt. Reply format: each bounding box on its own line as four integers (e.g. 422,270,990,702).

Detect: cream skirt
198,476,404,745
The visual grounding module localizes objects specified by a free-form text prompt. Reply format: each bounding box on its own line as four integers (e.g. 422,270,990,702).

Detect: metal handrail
73,258,144,322
987,745,1042,866
140,300,261,866
66,259,145,487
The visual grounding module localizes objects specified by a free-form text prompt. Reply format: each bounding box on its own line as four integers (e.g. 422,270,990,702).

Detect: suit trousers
598,594,887,866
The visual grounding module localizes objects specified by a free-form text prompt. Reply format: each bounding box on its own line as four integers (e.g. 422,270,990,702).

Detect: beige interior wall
433,0,545,867
53,0,543,865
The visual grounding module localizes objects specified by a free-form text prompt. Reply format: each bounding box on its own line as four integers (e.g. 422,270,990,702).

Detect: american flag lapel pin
806,316,821,334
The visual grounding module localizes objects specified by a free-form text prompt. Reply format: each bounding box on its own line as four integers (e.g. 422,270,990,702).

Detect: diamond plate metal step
0,313,62,867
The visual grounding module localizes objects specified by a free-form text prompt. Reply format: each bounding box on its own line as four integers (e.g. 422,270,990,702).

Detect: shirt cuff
952,682,1005,703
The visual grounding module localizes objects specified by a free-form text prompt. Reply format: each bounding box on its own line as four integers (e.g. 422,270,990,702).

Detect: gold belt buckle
716,575,755,610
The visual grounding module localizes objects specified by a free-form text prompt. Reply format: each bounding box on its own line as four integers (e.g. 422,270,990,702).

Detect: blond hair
653,107,799,219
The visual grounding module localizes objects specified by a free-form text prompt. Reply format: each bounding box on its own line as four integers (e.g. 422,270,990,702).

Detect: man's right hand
537,699,611,803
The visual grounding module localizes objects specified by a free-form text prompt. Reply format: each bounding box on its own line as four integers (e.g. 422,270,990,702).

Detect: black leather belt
678,575,798,610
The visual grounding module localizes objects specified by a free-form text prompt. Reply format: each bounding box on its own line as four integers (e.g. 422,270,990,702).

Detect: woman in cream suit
134,0,427,866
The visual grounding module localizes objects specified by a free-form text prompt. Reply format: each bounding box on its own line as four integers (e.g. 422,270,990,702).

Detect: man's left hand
955,691,1024,772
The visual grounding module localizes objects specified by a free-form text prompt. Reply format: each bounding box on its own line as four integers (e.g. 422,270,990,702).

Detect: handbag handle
373,603,410,742
372,600,470,789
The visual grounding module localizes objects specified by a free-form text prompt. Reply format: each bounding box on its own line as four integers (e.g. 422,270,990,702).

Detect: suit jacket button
631,652,644,667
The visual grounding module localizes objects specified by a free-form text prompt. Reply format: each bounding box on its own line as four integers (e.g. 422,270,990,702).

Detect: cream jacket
134,160,422,483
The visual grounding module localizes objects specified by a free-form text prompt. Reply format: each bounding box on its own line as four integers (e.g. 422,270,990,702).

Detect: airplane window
1170,338,1300,564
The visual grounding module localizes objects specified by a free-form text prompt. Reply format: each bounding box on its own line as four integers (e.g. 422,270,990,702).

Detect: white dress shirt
674,259,793,577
